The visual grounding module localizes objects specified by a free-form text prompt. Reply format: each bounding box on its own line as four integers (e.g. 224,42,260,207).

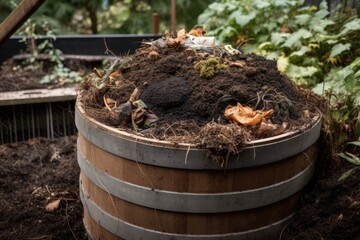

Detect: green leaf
286,64,319,78
325,67,354,82
347,141,360,147
253,0,270,9
330,43,351,57
339,18,360,36
354,70,360,79
311,19,334,33
312,82,325,95
350,57,360,68
232,11,257,26
241,43,258,54
326,39,338,44
221,26,238,38
283,29,312,48
277,54,289,72
319,0,328,10
337,152,360,165
271,32,290,46
338,168,356,181
314,9,329,19
289,46,311,58
295,14,311,25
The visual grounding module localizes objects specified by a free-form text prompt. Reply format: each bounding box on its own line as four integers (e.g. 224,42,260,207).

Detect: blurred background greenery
0,0,216,34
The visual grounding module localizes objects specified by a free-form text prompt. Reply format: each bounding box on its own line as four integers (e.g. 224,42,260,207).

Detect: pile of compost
79,31,323,156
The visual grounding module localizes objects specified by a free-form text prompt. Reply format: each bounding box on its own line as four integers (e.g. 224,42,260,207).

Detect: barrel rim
75,100,322,169
75,99,321,149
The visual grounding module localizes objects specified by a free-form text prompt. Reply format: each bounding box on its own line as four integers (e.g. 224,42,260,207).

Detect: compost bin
76,101,321,240
75,29,323,239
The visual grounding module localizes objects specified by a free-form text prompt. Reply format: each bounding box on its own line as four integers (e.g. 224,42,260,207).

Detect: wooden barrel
75,101,321,240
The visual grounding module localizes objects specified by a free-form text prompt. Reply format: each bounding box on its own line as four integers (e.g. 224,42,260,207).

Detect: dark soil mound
80,43,322,146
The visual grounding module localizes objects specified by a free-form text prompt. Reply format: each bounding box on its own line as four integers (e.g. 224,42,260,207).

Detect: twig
185,145,191,165
64,199,78,240
27,236,53,240
103,38,117,57
103,95,113,112
279,222,290,240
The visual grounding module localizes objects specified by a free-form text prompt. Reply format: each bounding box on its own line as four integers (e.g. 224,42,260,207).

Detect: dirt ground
0,136,86,240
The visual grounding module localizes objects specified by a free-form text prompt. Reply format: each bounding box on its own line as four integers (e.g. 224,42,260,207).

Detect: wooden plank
0,87,76,106
0,0,46,46
12,53,119,62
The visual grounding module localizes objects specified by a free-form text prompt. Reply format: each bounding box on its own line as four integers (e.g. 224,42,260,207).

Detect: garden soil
80,46,323,147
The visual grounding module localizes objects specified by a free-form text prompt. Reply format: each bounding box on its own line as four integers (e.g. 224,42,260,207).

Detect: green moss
194,57,229,78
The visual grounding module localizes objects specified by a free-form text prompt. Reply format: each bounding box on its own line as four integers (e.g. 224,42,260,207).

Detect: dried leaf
148,51,159,60
176,29,187,44
131,100,159,131
188,26,206,37
129,88,140,102
166,28,187,47
224,103,273,126
93,68,103,78
45,199,61,212
110,70,120,78
338,168,356,181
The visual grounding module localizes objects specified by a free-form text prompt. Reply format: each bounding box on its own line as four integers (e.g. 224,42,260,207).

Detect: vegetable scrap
116,88,159,130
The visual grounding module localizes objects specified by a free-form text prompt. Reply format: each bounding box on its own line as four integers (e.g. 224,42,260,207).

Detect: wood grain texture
78,134,317,193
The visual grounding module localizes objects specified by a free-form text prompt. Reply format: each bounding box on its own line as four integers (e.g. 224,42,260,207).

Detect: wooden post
170,0,176,33
152,12,159,34
0,0,46,46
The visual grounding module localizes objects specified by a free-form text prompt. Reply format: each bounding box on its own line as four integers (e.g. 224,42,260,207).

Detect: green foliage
198,0,360,158
40,64,82,84
1,0,215,34
199,0,359,88
199,0,360,144
194,58,229,78
337,141,360,181
18,20,82,85
198,0,303,50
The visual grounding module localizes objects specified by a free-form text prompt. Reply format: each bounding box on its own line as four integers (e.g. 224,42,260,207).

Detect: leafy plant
199,0,359,88
338,141,360,165
198,0,303,51
199,0,360,144
18,19,82,85
338,141,360,181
